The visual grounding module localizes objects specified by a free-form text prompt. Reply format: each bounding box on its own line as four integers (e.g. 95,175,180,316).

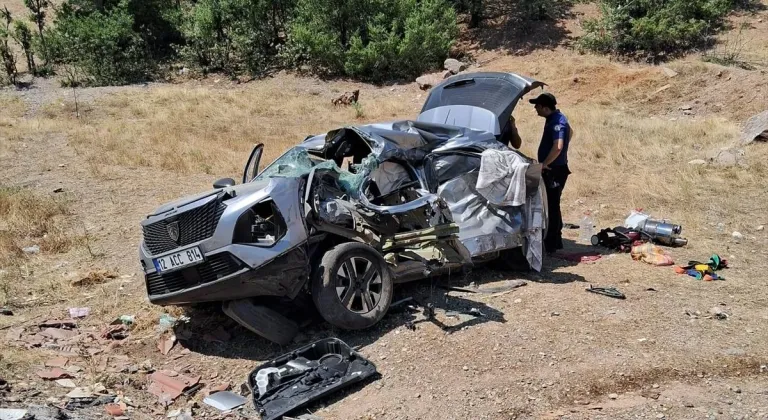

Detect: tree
23,0,49,64
286,0,458,81
0,7,18,85
12,21,36,75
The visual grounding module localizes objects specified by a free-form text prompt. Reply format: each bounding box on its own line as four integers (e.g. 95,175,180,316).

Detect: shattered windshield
255,147,379,198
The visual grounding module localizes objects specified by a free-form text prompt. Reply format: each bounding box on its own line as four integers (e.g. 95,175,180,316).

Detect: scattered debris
331,90,360,106
105,402,127,417
553,251,601,263
71,269,117,287
0,409,28,420
608,393,619,399
55,379,77,388
444,58,467,74
635,218,687,247
586,285,626,300
631,243,674,266
651,84,671,96
674,254,728,280
68,307,90,318
39,319,77,329
203,391,247,412
732,231,744,241
0,308,12,316
709,307,729,320
102,324,128,340
40,327,78,340
53,187,64,193
148,372,201,403
158,314,188,332
661,67,678,78
158,334,177,355
249,338,377,420
111,315,135,326
757,225,765,231
688,159,707,165
66,387,94,399
45,357,69,369
37,368,73,380
741,110,768,144
22,245,40,255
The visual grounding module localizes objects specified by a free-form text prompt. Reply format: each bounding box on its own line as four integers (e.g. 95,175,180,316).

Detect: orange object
703,274,714,281
674,266,686,274
631,243,674,266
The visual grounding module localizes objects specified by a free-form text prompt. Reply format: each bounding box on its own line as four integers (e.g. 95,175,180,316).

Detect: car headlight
233,200,287,246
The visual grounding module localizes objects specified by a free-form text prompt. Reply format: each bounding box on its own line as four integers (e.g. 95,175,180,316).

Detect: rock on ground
708,148,745,167
741,110,768,144
444,58,467,75
416,71,451,90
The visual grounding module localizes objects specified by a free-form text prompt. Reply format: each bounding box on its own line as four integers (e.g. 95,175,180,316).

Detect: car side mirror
213,177,236,189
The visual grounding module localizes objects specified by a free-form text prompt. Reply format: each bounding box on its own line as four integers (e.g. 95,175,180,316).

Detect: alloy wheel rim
335,256,383,314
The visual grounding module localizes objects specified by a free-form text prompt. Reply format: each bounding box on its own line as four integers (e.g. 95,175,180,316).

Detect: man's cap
528,92,557,108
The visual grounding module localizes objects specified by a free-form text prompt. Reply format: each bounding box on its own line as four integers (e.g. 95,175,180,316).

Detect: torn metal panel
437,171,525,257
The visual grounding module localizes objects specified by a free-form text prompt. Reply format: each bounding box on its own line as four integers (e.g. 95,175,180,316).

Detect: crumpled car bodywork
138,72,548,337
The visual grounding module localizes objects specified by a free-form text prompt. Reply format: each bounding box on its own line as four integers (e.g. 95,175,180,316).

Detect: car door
242,143,264,183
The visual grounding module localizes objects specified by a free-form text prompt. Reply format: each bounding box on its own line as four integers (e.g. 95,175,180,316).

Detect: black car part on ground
248,338,377,420
590,226,649,252
586,285,626,299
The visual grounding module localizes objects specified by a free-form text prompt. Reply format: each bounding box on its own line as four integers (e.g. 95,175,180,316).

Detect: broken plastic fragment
203,391,247,412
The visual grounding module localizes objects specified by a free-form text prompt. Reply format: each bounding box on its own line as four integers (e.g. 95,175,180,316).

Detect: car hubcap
335,256,382,314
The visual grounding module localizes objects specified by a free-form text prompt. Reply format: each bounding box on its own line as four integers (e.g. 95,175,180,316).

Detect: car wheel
312,242,394,330
222,299,299,345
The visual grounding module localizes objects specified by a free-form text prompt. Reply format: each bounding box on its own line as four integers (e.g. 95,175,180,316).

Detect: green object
119,315,135,325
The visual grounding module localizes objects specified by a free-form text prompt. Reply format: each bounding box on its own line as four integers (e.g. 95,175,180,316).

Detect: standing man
529,92,573,254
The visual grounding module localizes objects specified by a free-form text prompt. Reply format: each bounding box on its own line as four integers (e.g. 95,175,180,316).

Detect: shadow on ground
169,247,591,417
462,0,576,54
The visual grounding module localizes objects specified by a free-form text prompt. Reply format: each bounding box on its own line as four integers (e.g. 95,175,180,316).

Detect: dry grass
48,79,417,178
0,186,74,304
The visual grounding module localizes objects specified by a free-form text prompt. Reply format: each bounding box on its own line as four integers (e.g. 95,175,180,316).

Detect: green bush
286,0,458,81
579,0,736,57
178,0,292,75
48,0,153,85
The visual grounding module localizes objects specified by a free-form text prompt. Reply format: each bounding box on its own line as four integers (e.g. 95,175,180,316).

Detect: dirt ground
2,1,768,419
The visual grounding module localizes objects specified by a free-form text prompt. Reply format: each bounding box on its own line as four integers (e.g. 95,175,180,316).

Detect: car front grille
142,196,226,255
145,252,243,296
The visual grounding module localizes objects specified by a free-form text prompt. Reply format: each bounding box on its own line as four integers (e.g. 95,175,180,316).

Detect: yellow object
631,243,674,266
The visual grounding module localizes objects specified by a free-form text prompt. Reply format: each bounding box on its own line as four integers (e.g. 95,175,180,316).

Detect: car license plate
153,247,204,273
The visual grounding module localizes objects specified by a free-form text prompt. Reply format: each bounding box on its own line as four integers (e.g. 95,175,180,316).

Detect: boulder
444,58,467,75
708,148,745,167
416,71,450,90
741,110,768,144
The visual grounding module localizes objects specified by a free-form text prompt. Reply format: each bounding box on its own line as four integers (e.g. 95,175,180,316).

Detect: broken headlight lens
233,200,287,246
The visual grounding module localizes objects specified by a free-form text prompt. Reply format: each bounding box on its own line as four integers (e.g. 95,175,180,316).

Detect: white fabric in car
475,149,530,207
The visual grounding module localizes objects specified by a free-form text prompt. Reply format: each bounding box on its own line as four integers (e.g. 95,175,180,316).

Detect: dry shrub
513,104,764,233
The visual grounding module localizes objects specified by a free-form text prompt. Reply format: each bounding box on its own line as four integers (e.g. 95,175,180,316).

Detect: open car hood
417,72,546,135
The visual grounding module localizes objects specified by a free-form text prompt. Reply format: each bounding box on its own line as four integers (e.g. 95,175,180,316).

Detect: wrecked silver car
138,72,548,344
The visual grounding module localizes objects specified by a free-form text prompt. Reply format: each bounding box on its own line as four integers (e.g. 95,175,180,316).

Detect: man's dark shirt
537,110,571,166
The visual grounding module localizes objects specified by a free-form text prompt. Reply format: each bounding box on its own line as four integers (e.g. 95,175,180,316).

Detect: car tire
311,242,394,330
222,299,299,346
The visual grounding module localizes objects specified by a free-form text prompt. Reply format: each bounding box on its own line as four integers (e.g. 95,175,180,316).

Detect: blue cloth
537,110,571,167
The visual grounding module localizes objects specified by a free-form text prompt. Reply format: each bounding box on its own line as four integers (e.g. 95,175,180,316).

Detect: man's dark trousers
543,165,570,253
